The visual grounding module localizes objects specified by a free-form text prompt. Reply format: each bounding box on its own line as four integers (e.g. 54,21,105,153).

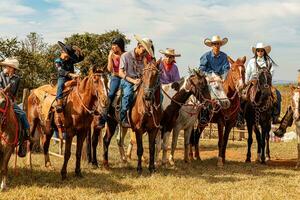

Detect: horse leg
43,132,54,169
26,118,38,169
135,131,144,175
217,122,224,167
183,127,193,164
221,123,233,165
260,125,267,164
254,126,262,163
246,121,253,162
155,130,162,165
75,132,86,177
162,131,171,165
0,147,13,191
61,134,73,180
169,126,180,166
266,130,271,161
117,127,128,163
91,128,101,167
195,127,204,160
86,129,92,164
148,129,157,174
102,120,117,169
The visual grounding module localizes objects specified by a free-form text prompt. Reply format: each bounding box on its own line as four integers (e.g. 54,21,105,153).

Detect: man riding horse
118,35,154,128
0,57,30,157
55,41,84,129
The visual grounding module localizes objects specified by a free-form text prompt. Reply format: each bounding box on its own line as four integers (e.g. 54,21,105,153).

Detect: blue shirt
199,51,229,77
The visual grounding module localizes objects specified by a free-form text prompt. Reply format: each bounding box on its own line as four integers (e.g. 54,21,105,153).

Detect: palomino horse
244,67,273,164
158,70,214,165
0,90,19,191
27,68,109,179
274,85,300,168
102,60,161,174
190,57,246,166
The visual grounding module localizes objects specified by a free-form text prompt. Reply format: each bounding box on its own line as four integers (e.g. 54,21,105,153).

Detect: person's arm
245,59,253,84
119,54,140,85
199,53,210,74
172,65,180,82
107,50,114,73
221,53,230,79
9,76,20,97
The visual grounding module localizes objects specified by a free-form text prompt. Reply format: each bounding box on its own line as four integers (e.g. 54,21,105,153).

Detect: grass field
1,135,300,200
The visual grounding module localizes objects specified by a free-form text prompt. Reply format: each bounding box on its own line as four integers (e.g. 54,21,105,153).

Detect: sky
0,0,300,82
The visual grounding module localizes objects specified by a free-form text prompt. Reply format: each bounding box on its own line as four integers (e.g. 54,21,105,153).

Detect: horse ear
290,84,296,92
227,56,234,65
241,56,246,64
156,58,162,68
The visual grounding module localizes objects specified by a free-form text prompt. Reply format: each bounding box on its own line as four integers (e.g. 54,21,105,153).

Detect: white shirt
245,57,274,83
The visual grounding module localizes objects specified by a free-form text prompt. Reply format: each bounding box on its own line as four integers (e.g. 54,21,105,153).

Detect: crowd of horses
1,56,299,191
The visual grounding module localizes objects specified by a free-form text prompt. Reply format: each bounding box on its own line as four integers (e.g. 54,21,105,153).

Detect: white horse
158,72,230,165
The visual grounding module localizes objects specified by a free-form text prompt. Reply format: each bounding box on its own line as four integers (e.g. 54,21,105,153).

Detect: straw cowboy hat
252,42,271,54
159,48,181,57
134,35,154,58
0,57,20,70
204,35,228,47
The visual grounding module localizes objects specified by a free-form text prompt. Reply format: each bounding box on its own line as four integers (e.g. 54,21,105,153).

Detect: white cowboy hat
159,48,181,57
252,43,271,54
134,35,154,58
0,57,20,70
204,35,228,47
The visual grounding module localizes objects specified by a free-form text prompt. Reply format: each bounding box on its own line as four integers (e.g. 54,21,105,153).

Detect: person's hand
133,78,141,85
68,73,79,79
108,50,114,59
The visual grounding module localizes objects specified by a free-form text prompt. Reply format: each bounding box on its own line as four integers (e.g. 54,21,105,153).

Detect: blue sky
1,0,300,81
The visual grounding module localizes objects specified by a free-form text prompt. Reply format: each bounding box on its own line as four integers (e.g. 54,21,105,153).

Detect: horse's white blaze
293,91,300,120
161,84,178,110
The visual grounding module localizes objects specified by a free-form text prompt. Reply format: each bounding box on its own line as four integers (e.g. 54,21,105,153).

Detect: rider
244,42,281,124
0,57,30,157
97,37,126,128
118,35,154,128
55,41,84,128
199,35,230,122
159,48,181,84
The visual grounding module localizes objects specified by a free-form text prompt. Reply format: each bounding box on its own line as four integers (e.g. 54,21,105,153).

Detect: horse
102,60,161,174
26,68,109,179
0,90,19,191
274,85,300,168
244,67,273,164
190,57,246,166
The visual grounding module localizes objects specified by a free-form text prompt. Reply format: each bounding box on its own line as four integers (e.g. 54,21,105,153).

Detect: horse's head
0,90,10,130
256,67,272,102
206,73,230,109
228,56,246,94
183,69,211,101
142,59,161,101
89,67,110,116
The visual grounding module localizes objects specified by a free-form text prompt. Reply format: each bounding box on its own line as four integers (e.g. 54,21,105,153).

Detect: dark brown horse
102,60,161,174
191,57,246,166
27,69,109,179
0,90,19,191
244,67,273,164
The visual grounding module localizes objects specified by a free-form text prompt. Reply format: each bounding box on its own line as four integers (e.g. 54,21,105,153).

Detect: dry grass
1,135,300,200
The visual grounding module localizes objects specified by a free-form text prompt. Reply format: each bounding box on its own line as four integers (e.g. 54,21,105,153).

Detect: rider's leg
120,80,134,128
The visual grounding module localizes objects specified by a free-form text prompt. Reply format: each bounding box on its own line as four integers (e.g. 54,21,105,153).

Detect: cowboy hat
204,35,228,47
252,42,271,54
57,41,82,61
159,48,181,57
134,35,154,58
0,57,20,70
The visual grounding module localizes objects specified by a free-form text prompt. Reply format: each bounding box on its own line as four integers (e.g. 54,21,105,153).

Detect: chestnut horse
244,67,273,164
27,69,109,179
0,90,19,191
102,60,161,174
191,57,246,166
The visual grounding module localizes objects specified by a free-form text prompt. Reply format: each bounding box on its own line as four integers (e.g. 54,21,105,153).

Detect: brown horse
27,69,109,179
0,90,19,191
191,56,246,166
103,60,161,174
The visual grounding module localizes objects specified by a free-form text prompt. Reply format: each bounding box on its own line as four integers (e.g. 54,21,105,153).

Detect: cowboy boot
121,111,131,128
55,99,65,131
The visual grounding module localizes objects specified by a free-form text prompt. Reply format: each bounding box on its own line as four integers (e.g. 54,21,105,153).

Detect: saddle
32,80,77,123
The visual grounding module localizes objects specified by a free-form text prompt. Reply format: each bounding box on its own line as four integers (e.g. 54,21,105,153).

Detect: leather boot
55,99,65,130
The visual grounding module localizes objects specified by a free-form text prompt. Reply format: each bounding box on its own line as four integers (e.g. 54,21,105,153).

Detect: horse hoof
266,157,271,161
91,164,99,169
217,157,224,167
103,160,110,170
261,160,266,165
245,159,251,163
61,173,67,181
169,158,175,166
149,168,156,174
75,172,84,178
184,159,191,164
137,168,142,175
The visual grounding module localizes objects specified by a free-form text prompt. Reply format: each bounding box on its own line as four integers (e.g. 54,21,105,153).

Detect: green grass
2,136,300,200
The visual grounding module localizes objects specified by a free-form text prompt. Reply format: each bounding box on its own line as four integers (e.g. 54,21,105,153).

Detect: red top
112,55,120,73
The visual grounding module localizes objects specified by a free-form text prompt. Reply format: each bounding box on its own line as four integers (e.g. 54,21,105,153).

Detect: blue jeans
120,79,134,122
99,76,121,125
13,103,30,129
56,77,67,99
273,89,282,117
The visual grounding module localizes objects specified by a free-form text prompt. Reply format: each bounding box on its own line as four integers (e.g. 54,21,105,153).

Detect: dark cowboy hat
57,41,78,61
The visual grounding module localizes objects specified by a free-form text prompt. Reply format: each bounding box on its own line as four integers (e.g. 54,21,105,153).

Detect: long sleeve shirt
199,51,230,78
57,54,84,78
159,60,180,84
245,57,274,83
0,71,20,99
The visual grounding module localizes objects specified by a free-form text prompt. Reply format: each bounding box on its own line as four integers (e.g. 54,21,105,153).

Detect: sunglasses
256,49,265,52
212,42,221,46
166,55,175,59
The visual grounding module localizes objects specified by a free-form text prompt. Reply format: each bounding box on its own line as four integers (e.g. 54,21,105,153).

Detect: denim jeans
56,77,67,99
13,103,30,129
120,79,134,122
273,89,282,117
